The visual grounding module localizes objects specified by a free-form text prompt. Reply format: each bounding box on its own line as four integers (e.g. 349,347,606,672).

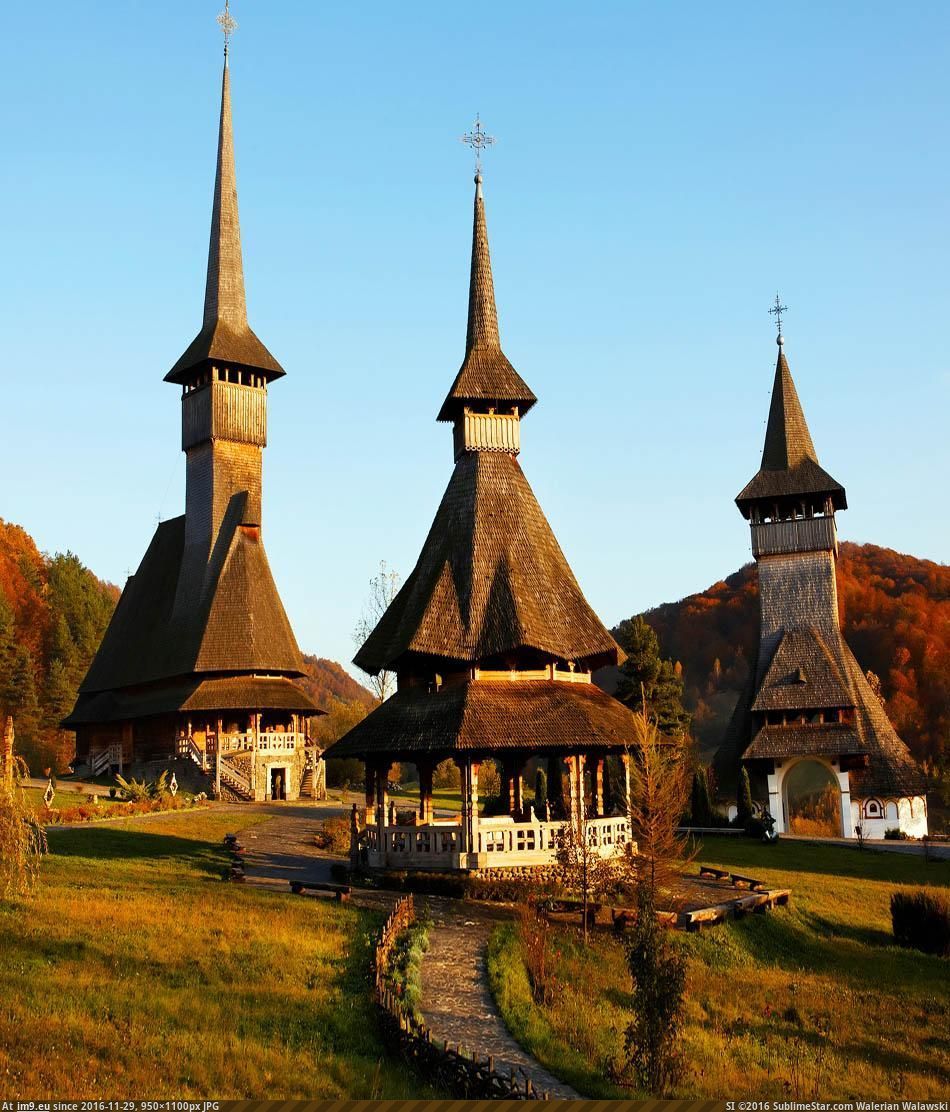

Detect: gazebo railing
362,814,630,868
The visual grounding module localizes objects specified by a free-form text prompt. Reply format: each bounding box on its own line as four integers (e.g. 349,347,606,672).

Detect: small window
864,799,882,818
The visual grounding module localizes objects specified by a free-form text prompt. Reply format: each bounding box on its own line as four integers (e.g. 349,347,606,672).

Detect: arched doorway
782,759,842,837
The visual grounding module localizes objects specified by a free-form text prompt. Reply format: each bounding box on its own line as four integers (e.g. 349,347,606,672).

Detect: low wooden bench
290,880,351,903
699,865,731,881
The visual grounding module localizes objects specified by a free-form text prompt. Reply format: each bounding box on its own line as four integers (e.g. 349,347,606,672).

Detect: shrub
884,827,907,841
313,815,351,855
890,889,950,956
517,901,556,1005
624,892,687,1095
0,758,47,898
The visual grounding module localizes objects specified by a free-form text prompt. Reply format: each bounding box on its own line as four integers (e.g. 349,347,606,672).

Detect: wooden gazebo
325,169,642,871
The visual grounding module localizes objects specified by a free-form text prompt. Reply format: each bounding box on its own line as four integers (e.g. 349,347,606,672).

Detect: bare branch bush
353,561,401,703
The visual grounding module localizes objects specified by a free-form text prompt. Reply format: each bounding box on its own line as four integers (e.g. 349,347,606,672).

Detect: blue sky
3,1,947,675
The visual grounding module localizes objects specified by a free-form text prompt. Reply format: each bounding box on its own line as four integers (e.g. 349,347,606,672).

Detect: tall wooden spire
166,52,283,385
438,174,536,422
202,59,247,333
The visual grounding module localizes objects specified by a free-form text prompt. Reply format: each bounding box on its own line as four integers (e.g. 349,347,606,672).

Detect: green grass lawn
0,809,436,1098
23,786,124,813
487,837,949,1099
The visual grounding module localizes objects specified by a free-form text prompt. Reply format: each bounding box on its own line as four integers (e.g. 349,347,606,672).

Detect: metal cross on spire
769,293,788,345
461,114,495,176
217,0,237,57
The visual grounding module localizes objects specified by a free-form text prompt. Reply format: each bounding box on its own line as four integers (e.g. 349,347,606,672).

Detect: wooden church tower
326,151,643,871
715,313,927,839
64,28,321,802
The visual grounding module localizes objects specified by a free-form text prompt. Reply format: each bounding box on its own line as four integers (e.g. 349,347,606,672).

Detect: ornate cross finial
217,1,237,57
769,293,788,346
461,114,495,177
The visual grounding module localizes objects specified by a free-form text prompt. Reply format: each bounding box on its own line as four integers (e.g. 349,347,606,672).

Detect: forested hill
620,542,948,771
0,519,118,772
299,655,374,712
0,518,372,772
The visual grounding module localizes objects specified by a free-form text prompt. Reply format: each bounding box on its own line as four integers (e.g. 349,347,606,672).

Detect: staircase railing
176,735,208,772
90,743,122,776
219,755,253,798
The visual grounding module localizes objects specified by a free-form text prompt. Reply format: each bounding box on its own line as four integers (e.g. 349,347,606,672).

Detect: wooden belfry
714,304,927,839
325,132,642,871
62,10,321,801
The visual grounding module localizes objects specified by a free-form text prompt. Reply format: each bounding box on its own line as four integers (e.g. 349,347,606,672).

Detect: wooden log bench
289,880,351,903
698,865,731,881
730,872,766,891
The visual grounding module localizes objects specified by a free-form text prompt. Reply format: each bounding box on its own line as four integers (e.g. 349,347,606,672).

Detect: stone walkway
420,902,580,1099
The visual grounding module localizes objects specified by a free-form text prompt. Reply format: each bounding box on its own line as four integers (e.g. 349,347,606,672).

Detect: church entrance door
270,767,287,801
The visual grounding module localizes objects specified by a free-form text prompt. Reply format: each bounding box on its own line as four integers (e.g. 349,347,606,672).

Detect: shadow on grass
46,826,225,876
696,837,949,888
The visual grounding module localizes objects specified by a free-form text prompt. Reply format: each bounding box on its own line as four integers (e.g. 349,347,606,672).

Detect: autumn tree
353,561,401,703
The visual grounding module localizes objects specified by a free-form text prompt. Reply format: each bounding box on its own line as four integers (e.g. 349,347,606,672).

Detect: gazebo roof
324,678,642,760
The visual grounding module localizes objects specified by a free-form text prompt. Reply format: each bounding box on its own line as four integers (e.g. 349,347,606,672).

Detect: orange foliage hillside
629,543,948,772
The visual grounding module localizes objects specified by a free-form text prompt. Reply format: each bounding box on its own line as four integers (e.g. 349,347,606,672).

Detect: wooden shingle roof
437,175,536,422
324,678,641,759
64,675,318,727
354,451,623,676
73,498,309,703
751,627,853,713
736,348,845,515
166,61,284,385
715,623,926,797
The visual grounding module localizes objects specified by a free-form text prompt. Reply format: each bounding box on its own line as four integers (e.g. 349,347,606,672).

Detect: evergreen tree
736,765,753,825
43,658,75,729
614,616,691,737
533,766,547,819
3,646,41,751
690,767,713,826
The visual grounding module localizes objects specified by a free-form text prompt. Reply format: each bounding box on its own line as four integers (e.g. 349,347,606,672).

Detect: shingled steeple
64,18,320,801
166,53,283,385
736,339,846,518
437,174,537,422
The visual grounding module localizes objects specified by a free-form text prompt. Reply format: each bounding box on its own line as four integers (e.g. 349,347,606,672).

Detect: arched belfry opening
781,759,842,838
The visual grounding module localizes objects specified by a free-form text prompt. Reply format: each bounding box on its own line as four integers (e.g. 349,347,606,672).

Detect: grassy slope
487,838,950,1099
0,809,433,1099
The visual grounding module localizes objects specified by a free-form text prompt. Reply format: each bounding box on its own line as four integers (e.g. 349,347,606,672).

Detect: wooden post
418,759,434,824
215,749,221,798
458,758,480,854
622,752,632,829
365,763,376,823
593,756,605,817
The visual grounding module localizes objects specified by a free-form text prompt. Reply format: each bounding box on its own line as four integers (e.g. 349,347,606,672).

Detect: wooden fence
373,896,550,1100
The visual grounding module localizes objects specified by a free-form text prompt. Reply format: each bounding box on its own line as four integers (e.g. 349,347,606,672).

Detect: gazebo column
591,756,605,817
503,757,524,818
566,754,586,828
458,758,481,855
374,760,392,856
364,764,377,824
417,759,434,824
